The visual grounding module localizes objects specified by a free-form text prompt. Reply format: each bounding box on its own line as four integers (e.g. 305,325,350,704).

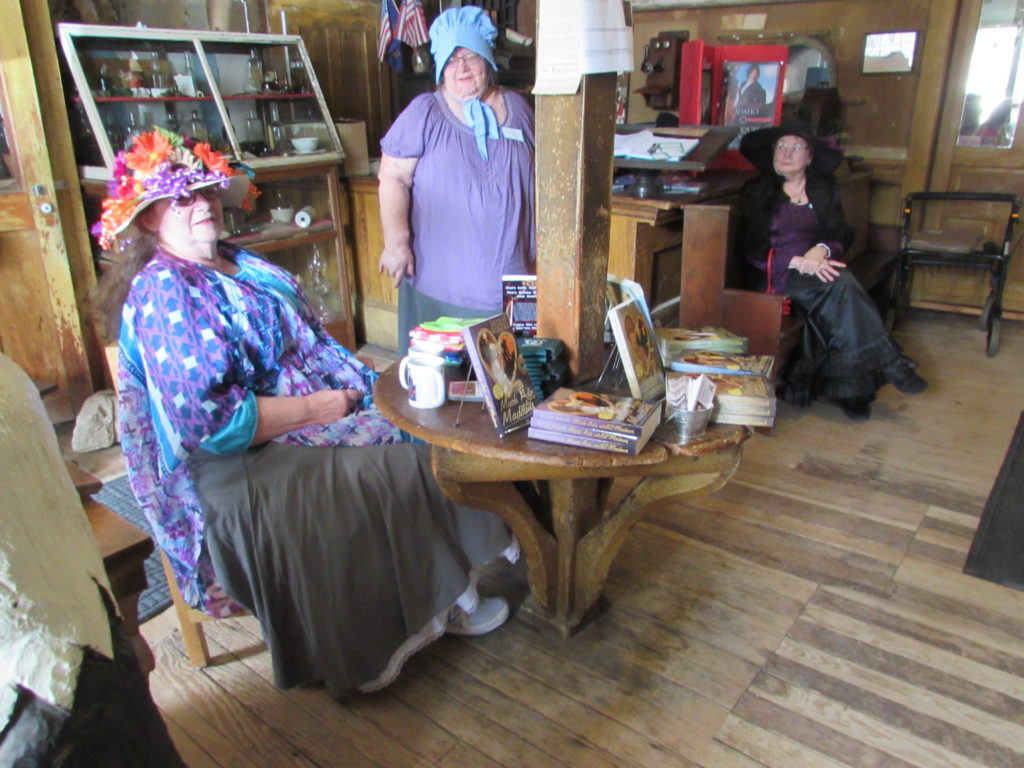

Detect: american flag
397,0,430,49
378,0,402,68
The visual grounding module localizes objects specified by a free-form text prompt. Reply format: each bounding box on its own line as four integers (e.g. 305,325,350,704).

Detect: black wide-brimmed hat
739,121,845,176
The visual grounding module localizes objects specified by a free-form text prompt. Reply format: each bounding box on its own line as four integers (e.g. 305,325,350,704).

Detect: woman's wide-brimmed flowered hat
91,127,257,250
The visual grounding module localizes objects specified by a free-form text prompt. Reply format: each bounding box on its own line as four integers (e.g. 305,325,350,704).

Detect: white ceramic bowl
290,137,319,153
269,206,294,224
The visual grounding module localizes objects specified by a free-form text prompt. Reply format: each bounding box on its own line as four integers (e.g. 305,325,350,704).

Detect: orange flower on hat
124,131,172,174
192,142,232,175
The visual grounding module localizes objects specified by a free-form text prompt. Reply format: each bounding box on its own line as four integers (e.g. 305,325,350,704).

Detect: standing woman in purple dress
738,125,927,420
378,6,535,354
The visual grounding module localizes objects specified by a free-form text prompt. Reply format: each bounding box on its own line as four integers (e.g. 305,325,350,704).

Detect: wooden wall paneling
346,175,397,348
899,0,960,200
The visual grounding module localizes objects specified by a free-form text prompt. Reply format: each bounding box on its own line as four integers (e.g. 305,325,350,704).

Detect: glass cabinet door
57,24,343,178
59,33,226,169
199,40,337,160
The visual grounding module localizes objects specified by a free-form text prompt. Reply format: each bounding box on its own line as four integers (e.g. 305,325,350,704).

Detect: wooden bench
67,460,155,675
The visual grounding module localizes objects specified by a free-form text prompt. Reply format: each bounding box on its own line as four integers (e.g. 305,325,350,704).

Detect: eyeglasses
172,186,222,207
446,51,482,69
775,142,809,154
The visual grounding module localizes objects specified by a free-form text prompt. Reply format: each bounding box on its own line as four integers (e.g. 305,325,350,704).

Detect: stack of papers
613,130,699,161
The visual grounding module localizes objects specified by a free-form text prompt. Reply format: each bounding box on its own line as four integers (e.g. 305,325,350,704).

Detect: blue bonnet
429,6,498,83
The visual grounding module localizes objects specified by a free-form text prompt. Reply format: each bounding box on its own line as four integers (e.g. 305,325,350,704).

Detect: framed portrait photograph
862,31,918,74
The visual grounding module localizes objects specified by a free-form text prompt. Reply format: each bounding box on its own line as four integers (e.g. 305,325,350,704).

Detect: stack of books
527,387,662,455
516,337,568,399
410,317,475,366
667,372,777,428
656,326,748,361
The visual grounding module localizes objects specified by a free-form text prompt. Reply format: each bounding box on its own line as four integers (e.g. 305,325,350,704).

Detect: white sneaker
447,596,509,636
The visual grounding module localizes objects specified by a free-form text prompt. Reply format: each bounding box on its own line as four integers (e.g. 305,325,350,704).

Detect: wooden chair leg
159,550,211,667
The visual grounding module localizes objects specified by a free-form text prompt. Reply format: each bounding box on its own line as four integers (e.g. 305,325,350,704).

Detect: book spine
669,362,762,375
714,401,776,415
710,412,776,427
529,411,645,437
527,426,638,455
528,418,640,445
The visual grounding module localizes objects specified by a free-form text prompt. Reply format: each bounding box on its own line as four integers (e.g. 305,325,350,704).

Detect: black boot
894,372,928,395
832,397,872,421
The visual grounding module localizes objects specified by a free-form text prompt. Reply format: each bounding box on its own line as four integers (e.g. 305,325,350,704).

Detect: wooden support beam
534,73,617,383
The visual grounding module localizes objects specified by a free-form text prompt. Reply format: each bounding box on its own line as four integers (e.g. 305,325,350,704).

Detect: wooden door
0,0,92,416
927,0,1024,316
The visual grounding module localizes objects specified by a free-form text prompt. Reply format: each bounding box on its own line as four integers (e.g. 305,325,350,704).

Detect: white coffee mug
407,339,445,358
398,354,446,408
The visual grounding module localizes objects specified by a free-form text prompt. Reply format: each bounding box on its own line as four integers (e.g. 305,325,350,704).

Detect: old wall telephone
636,30,688,111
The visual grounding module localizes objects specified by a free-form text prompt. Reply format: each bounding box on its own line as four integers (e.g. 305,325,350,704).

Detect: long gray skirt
188,441,512,697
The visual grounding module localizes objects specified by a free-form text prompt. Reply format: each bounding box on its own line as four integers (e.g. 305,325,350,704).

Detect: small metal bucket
667,406,711,443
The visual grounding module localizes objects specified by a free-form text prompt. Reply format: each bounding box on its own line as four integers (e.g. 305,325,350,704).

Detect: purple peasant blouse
381,90,536,310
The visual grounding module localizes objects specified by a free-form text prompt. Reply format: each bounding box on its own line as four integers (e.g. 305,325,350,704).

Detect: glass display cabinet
58,23,356,350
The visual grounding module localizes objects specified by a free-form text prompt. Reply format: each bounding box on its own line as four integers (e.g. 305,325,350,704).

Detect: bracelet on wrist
816,242,831,259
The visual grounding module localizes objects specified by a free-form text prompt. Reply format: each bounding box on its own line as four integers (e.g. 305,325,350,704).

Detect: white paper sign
534,0,634,96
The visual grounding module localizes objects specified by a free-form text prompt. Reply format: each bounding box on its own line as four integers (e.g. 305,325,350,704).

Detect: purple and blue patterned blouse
117,245,406,616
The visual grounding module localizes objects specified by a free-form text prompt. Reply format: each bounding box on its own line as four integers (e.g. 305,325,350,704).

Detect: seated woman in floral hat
738,123,928,421
94,128,517,697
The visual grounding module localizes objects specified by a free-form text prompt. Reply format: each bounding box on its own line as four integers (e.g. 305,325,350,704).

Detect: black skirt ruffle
779,269,917,406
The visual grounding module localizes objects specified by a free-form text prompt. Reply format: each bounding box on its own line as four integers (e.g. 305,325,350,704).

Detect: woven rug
93,474,172,622
964,411,1024,591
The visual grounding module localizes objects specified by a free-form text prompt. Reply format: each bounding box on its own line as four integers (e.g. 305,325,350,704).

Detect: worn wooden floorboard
139,312,1024,767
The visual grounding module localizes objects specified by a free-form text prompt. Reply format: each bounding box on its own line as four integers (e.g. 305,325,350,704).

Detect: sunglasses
171,186,222,207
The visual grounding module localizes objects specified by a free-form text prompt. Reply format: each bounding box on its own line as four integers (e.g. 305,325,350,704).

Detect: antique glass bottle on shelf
306,243,341,323
175,55,198,97
243,108,266,154
163,107,180,135
97,64,111,96
244,48,263,94
266,101,286,154
127,51,145,92
186,110,209,142
125,111,143,148
288,57,309,92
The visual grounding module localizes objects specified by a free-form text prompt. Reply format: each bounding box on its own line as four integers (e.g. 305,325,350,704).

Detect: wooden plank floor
140,311,1024,767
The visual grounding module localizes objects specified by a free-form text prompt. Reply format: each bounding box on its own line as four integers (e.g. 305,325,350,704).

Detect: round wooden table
375,367,749,636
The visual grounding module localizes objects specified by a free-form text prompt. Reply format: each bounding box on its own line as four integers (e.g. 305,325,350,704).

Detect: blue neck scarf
455,96,499,160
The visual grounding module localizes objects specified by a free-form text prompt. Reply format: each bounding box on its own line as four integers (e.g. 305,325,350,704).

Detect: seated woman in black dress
738,124,927,420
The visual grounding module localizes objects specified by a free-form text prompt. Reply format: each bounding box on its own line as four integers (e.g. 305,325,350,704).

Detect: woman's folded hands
790,247,846,282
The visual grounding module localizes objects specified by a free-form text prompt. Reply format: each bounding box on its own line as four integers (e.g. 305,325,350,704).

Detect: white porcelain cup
398,354,446,408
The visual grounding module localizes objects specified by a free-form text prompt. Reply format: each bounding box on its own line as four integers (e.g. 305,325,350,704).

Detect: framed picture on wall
862,31,918,74
720,60,782,144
